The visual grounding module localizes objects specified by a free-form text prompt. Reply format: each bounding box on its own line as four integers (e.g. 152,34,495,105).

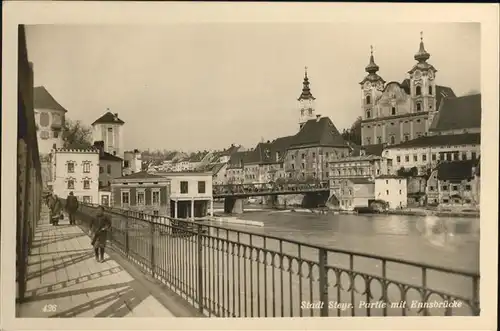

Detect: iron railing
73,202,480,317
213,181,330,198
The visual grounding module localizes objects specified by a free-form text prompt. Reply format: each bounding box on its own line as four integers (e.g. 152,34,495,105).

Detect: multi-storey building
93,141,123,189
382,133,480,175
374,176,408,209
111,171,171,216
426,159,479,207
51,147,99,203
34,86,67,156
359,35,456,149
123,149,142,176
328,154,393,182
91,111,125,159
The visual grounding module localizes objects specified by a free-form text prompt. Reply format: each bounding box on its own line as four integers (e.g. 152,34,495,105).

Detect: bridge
212,182,330,213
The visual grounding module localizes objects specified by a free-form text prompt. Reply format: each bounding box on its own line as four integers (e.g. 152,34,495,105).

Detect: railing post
197,223,204,314
150,222,155,277
125,216,130,256
318,248,329,317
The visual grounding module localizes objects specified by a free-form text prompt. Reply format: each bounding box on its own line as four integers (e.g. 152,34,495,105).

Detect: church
359,33,457,148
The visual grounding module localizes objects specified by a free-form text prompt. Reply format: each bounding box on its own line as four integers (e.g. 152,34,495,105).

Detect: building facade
91,111,125,159
51,148,99,203
374,176,407,209
382,133,480,175
93,141,123,188
155,171,214,219
111,172,171,216
330,178,375,210
34,86,67,156
359,36,456,147
123,149,142,176
328,154,393,183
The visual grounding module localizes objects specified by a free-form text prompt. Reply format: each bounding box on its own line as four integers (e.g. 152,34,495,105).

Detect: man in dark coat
65,192,79,225
91,206,112,262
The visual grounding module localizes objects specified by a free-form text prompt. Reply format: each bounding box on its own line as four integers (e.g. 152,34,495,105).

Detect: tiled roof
227,151,249,168
386,133,480,149
289,117,348,149
92,112,125,125
100,152,123,162
115,171,165,180
437,160,475,181
435,86,457,110
34,86,68,113
269,136,295,163
430,94,481,132
361,144,385,156
220,144,241,156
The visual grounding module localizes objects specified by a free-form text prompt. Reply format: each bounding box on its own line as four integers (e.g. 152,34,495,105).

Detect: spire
298,66,315,100
414,31,430,62
365,45,380,74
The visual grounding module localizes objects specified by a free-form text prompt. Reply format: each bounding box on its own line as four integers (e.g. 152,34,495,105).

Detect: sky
25,23,480,152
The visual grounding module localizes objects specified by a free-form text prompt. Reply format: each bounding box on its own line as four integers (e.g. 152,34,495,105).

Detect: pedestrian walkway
17,205,177,318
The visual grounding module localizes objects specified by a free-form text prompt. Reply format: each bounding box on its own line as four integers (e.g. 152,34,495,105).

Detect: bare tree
63,119,93,149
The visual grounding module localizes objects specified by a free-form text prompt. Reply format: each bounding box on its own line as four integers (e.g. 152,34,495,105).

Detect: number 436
42,304,57,312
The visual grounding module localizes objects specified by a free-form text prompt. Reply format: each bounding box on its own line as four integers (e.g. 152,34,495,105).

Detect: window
301,154,305,159
153,210,159,216
99,181,103,188
413,155,418,162
137,191,145,205
180,181,188,194
366,95,371,104
67,179,75,189
461,152,467,160
366,110,371,119
390,136,395,144
108,127,113,132
442,199,449,203
453,152,459,161
416,103,422,111
440,153,445,161
312,152,316,158
396,156,401,163
465,199,472,204
325,171,329,178
386,180,389,184
291,164,295,170
152,190,160,205
422,154,427,162
83,162,91,173
399,190,402,194
366,137,371,144
124,160,130,168
377,137,382,144
405,155,409,162
301,163,305,169
446,153,452,161
67,162,75,173
198,181,206,194
325,152,329,158
99,166,103,174
83,196,91,204
404,135,409,142
107,165,112,174
452,185,459,191
391,107,396,115
416,86,422,96
83,180,90,189
442,185,448,190
432,154,436,161
429,186,434,191
53,131,59,138
121,191,130,205
471,152,477,160
39,112,50,127
429,85,433,95
386,190,389,195
465,185,471,191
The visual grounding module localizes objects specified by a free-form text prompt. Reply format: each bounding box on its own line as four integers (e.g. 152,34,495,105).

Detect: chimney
93,141,105,157
316,114,321,121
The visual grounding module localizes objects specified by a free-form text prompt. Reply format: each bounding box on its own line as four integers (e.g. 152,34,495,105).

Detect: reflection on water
222,211,480,273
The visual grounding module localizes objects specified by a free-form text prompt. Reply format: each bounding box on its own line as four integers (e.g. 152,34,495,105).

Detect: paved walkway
17,205,176,318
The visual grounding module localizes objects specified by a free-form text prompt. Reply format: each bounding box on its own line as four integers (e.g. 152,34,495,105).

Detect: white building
33,86,67,156
374,176,407,209
91,111,125,159
155,171,214,219
51,148,99,203
123,149,142,176
382,133,480,175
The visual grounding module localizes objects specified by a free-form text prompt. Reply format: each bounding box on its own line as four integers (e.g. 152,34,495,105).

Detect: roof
227,151,249,168
115,171,164,180
220,144,241,156
205,162,226,176
348,178,374,185
289,117,348,149
435,86,457,110
437,160,475,181
33,86,68,113
361,144,385,156
376,175,406,179
430,94,481,132
386,133,480,149
330,154,383,163
100,152,123,162
92,112,125,125
187,152,207,162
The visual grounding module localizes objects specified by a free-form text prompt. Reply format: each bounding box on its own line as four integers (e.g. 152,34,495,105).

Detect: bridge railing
213,181,329,196
73,202,480,317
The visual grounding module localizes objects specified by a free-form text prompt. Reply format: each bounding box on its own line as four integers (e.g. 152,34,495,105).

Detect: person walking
65,191,79,225
91,206,112,262
50,194,63,226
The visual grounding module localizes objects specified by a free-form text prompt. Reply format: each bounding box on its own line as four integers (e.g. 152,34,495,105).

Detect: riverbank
384,208,480,218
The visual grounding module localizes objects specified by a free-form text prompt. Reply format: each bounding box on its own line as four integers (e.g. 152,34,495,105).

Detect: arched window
416,103,422,111
366,110,371,119
416,86,422,96
391,107,396,115
428,85,433,95
390,136,395,144
366,95,371,105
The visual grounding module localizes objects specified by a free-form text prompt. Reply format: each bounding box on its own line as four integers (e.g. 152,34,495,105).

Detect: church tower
359,46,385,121
298,67,316,129
408,32,437,116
